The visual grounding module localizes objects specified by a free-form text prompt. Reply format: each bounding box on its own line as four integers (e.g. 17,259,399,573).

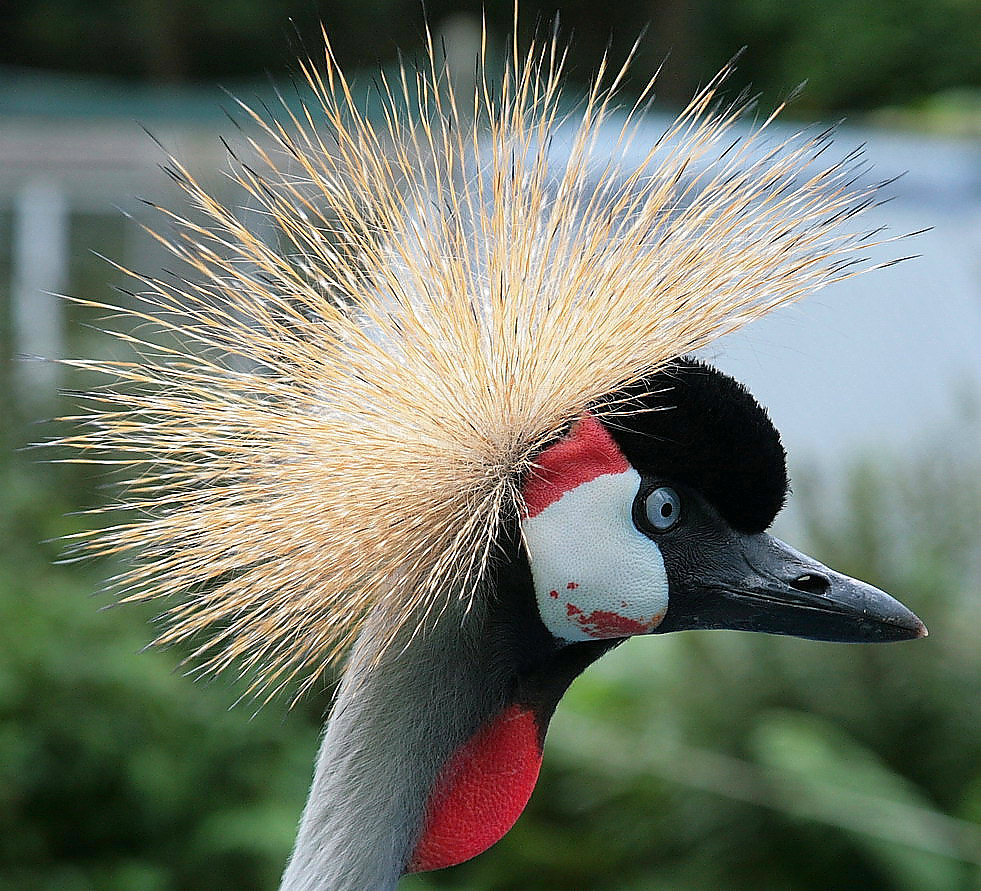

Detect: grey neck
279,599,506,891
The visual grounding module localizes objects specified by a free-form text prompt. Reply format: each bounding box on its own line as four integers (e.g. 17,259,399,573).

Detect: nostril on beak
790,572,831,596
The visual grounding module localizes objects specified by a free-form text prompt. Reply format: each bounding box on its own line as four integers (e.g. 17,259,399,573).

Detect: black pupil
660,501,673,518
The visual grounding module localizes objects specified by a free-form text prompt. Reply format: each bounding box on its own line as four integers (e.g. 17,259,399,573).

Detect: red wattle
406,706,543,873
522,413,629,519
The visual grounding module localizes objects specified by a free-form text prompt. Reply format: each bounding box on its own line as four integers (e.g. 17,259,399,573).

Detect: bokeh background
2,2,980,889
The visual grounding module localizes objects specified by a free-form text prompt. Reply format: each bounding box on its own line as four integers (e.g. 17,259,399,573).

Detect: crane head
521,357,926,646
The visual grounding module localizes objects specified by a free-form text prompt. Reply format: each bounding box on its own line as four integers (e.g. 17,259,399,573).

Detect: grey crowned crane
58,23,926,891
280,358,925,889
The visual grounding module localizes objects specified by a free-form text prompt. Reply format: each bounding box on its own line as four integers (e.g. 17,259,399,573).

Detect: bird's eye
644,486,681,531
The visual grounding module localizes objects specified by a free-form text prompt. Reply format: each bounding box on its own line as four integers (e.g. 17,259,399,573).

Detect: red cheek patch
406,706,543,874
522,413,629,519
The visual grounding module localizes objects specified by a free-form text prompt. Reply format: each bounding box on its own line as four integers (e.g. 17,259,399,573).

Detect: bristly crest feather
54,21,889,702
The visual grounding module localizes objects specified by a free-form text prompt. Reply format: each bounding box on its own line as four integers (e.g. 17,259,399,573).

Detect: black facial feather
603,358,789,533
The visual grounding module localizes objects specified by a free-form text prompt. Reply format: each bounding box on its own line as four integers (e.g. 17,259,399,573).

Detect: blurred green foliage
2,0,979,114
0,453,328,889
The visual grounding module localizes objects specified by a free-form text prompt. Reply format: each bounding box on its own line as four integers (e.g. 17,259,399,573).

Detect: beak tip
891,610,927,640
885,605,928,641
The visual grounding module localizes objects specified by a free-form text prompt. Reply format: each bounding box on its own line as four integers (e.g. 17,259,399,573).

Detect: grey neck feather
279,597,507,891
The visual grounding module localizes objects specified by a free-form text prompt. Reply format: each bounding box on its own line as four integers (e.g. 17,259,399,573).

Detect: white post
437,13,483,121
12,178,69,411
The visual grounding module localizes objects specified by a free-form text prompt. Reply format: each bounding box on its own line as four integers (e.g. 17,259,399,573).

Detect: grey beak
656,533,928,643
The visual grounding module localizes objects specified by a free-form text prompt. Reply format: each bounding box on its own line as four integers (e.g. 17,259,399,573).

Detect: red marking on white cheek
406,706,542,874
519,435,670,643
565,601,662,637
521,414,628,518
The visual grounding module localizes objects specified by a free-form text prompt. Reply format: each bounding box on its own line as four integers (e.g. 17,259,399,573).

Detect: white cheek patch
521,467,670,642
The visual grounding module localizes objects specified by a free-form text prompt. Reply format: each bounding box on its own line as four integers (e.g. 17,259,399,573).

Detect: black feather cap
604,358,789,534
